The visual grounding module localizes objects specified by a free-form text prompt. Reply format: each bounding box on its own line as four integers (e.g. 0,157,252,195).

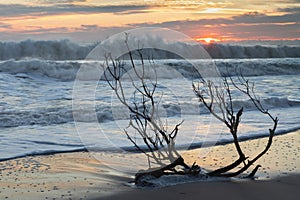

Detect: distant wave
205,43,300,59
1,97,299,128
1,58,300,81
0,40,300,60
0,40,94,61
0,59,81,81
164,58,300,78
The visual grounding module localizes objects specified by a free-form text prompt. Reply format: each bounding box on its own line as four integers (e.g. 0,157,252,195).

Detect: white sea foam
0,58,299,81
0,96,299,128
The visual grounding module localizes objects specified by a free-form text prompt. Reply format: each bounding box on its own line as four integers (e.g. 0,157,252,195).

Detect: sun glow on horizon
195,37,221,44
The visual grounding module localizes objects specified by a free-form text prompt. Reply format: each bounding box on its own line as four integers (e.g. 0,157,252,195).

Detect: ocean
0,40,300,162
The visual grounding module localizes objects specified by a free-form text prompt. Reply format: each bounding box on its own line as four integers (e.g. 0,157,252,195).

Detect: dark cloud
24,26,70,34
205,23,300,39
0,4,152,18
79,24,99,31
277,7,300,13
81,24,98,29
114,9,153,15
41,0,87,4
0,24,130,42
128,10,299,31
0,22,12,29
231,11,300,24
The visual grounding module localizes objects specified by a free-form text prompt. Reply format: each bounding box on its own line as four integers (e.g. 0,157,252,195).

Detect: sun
195,37,221,44
204,37,214,43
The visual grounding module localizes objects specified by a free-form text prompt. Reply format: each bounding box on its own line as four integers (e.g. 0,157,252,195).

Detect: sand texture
0,153,131,199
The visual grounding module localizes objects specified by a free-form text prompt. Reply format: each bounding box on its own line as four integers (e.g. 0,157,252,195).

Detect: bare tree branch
194,70,278,177
102,35,200,183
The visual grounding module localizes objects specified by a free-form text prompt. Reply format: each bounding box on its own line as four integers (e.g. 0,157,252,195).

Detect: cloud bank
0,4,152,18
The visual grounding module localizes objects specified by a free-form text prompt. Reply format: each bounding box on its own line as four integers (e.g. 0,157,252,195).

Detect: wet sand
0,130,299,199
98,174,300,200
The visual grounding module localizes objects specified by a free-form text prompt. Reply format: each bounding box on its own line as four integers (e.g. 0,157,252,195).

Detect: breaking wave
1,97,299,128
0,40,299,61
1,58,300,81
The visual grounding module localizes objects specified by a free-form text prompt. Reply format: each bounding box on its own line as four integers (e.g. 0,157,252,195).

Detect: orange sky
0,0,299,43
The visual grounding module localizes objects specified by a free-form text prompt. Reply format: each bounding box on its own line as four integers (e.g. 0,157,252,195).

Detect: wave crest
0,40,299,61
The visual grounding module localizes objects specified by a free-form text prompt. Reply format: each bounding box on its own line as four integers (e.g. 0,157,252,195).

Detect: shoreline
2,127,299,163
0,130,299,199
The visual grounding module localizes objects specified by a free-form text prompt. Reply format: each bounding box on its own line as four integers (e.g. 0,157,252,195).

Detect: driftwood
102,36,278,184
135,156,201,185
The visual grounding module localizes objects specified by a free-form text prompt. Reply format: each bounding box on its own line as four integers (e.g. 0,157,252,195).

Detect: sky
0,0,299,43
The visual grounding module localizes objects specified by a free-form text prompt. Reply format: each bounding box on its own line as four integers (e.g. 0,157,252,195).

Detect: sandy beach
0,130,299,199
